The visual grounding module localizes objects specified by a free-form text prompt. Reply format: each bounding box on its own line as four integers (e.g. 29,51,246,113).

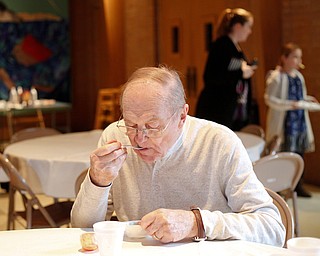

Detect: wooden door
158,0,219,116
157,1,263,118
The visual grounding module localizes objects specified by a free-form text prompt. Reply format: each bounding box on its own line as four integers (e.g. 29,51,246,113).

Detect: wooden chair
94,88,121,129
265,187,294,248
10,127,61,144
0,153,73,230
240,124,265,139
6,109,45,138
253,152,304,237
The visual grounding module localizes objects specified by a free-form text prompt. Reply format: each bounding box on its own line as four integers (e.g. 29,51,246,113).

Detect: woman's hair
216,8,253,38
279,42,301,66
120,65,186,113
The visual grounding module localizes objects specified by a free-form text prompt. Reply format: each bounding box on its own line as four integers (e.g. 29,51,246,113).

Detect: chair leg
292,191,300,237
7,187,15,230
26,201,33,229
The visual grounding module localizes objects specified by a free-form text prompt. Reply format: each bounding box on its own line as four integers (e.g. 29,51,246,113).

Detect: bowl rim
287,237,320,252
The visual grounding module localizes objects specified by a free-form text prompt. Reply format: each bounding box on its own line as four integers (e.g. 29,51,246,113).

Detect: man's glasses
116,110,178,138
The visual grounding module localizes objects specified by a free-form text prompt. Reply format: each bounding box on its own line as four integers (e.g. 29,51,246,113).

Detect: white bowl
124,220,147,238
287,237,320,255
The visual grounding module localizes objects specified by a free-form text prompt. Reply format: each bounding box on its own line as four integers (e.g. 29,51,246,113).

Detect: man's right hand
89,141,127,187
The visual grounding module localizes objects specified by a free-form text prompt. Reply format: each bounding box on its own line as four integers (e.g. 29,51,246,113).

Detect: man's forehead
123,84,164,106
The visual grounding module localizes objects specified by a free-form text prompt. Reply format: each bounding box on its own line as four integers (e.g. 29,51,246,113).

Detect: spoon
121,145,143,150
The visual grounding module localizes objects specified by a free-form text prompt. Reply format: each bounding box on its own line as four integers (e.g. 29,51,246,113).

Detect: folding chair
253,152,303,236
0,153,73,230
261,135,281,157
240,124,265,139
10,127,61,144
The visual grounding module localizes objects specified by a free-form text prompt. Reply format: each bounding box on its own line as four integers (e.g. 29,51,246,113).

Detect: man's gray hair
120,65,186,113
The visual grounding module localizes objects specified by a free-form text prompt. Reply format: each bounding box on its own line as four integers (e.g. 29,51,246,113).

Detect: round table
235,132,265,162
3,130,102,198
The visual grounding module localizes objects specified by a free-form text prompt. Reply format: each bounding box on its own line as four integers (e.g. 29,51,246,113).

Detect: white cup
93,221,126,256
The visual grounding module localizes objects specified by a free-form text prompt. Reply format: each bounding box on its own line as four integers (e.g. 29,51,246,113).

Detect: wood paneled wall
69,0,125,131
281,0,320,185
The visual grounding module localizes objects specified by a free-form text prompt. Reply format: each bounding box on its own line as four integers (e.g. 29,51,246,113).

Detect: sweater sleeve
70,123,125,228
200,134,286,247
70,173,112,228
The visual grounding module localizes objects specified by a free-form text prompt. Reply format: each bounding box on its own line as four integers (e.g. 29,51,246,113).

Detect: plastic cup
93,221,126,256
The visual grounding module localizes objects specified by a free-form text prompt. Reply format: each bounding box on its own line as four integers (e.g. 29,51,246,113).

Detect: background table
0,100,71,141
0,228,289,256
235,131,265,162
3,130,102,198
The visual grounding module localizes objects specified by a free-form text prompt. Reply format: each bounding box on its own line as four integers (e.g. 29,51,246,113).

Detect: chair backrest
265,187,294,247
75,169,88,196
94,87,121,129
253,152,304,192
0,153,37,198
0,153,60,228
10,127,61,144
240,124,265,139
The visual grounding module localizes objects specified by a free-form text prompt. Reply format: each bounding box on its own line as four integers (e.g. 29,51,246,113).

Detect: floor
0,184,319,238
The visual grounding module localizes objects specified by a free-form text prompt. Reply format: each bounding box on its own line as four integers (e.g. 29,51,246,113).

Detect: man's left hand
140,208,197,243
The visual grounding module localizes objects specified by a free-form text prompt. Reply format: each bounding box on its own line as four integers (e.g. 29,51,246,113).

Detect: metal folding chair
0,153,73,230
253,152,303,236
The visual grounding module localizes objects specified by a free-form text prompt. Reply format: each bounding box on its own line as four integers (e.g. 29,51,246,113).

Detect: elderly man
71,66,285,246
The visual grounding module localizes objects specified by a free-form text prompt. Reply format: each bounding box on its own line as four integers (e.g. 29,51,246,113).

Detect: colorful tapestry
0,20,70,102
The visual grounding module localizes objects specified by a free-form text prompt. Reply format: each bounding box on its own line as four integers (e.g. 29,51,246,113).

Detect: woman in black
196,8,257,130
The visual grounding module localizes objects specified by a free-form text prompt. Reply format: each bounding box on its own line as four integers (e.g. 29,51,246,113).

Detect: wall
281,0,320,185
69,0,126,131
124,0,157,78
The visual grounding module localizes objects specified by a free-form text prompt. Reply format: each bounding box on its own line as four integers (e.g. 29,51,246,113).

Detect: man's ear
178,104,189,128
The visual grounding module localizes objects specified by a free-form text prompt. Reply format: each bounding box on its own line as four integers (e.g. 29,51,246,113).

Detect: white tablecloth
0,166,9,182
235,131,265,162
3,130,102,198
0,228,289,256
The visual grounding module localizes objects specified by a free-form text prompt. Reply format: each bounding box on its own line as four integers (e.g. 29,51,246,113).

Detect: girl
265,42,319,197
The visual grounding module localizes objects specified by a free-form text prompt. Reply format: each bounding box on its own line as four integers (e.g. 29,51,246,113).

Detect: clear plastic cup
93,221,126,256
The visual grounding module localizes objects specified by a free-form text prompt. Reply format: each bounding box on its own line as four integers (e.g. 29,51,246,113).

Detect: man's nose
135,129,148,142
